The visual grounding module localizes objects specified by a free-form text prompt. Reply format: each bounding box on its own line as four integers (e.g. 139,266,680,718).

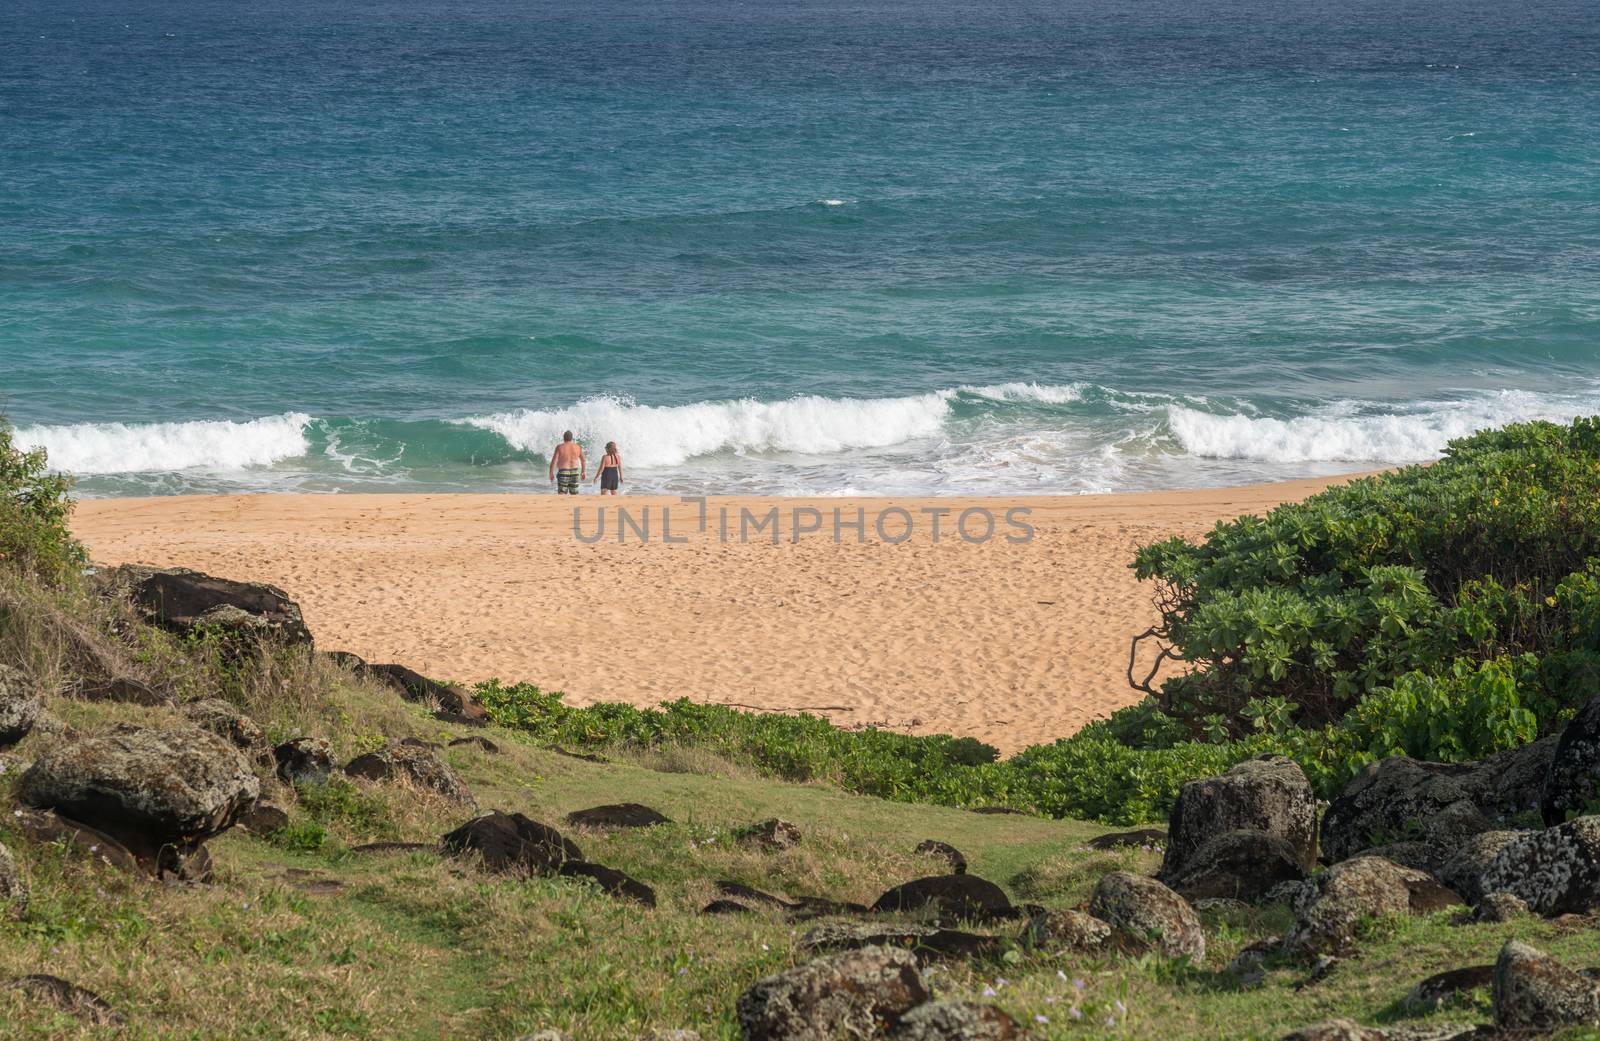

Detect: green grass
4,684,1599,1041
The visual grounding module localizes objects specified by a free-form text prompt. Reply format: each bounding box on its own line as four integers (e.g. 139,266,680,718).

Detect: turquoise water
4,0,1599,496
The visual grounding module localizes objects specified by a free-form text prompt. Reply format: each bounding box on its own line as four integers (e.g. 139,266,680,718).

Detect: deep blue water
4,0,1599,495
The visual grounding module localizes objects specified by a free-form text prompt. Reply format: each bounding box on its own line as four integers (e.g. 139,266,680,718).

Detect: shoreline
70,475,1365,753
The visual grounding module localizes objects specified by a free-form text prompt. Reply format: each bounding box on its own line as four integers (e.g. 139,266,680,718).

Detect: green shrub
0,422,84,585
1134,417,1600,741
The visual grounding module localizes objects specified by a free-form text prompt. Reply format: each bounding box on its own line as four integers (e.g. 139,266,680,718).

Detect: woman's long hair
605,441,619,465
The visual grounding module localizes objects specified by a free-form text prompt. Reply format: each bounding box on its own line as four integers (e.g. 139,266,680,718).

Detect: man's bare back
549,432,586,494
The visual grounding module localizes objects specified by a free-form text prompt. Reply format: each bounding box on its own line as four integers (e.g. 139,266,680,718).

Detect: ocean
4,0,1598,497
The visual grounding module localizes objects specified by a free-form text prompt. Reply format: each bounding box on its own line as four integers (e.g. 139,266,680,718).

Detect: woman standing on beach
596,441,623,495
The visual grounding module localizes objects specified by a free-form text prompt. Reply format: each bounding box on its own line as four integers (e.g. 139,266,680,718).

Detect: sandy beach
71,477,1355,753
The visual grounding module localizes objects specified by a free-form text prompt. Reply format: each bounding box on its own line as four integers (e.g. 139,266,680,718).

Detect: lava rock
915,840,968,874
1163,755,1317,879
6,975,123,1026
11,809,144,874
702,899,755,915
1478,816,1600,915
1162,828,1309,902
799,923,1003,961
1086,827,1167,851
1493,939,1600,1029
448,736,500,753
104,564,312,646
1405,965,1495,1012
360,663,489,725
735,945,928,1041
1088,871,1204,961
237,800,291,835
181,698,270,761
1474,891,1530,922
1434,830,1528,904
1542,696,1600,827
345,742,476,806
558,860,656,906
889,1001,1019,1041
274,736,335,784
1020,909,1113,953
16,723,259,869
1320,740,1557,864
0,664,42,749
1285,857,1461,960
564,803,672,829
441,812,581,875
737,818,802,850
1275,1021,1385,1041
871,874,1016,922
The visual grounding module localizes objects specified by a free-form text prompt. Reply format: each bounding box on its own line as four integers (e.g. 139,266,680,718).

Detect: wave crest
14,413,313,474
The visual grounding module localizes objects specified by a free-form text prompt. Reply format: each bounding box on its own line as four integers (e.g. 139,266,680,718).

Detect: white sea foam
960,381,1088,404
1168,389,1598,463
464,391,955,467
14,413,313,474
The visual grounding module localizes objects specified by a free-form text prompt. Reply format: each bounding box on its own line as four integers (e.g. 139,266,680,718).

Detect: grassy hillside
4,674,1598,1040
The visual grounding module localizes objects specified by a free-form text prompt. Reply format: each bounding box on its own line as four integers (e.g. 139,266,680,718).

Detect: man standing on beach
549,430,586,494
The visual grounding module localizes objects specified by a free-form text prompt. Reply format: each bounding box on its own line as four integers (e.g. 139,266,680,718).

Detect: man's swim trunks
557,467,580,493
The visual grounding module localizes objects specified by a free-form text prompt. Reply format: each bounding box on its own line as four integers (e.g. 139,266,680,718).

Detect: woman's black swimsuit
600,464,619,491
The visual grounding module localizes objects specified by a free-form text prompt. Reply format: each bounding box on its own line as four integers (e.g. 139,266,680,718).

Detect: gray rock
440,812,582,875
1434,830,1527,904
737,818,802,850
16,723,259,867
1088,871,1204,961
564,802,671,829
1163,828,1308,902
1542,696,1600,827
0,664,42,748
103,564,312,646
799,923,1002,961
344,742,475,806
1478,815,1600,915
735,945,929,1041
1493,939,1600,1029
0,841,25,911
1405,965,1494,1012
181,698,269,760
1162,755,1317,879
1286,857,1460,959
1276,1020,1385,1041
1320,739,1557,864
1474,891,1529,922
1021,908,1113,953
238,800,291,835
871,874,1016,922
890,1001,1019,1041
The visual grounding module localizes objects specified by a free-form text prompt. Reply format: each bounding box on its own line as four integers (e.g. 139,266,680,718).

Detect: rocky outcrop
1542,696,1600,827
564,803,671,829
890,1002,1018,1041
16,723,259,870
557,861,656,906
1320,739,1557,864
1477,815,1600,915
871,875,1016,922
737,818,802,850
1493,940,1600,1029
6,975,123,1027
915,840,967,874
1088,871,1204,961
345,742,475,806
104,565,312,646
274,737,335,784
1020,909,1113,953
1163,756,1317,877
441,812,582,875
181,698,269,761
1162,829,1309,902
0,664,42,748
735,946,928,1041
1285,857,1461,959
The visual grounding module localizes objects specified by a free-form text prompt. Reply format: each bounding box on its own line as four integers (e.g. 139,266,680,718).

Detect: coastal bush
1133,417,1600,739
0,421,84,585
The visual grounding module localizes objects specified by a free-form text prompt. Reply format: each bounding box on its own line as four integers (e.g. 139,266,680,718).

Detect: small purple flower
1035,1015,1049,1025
